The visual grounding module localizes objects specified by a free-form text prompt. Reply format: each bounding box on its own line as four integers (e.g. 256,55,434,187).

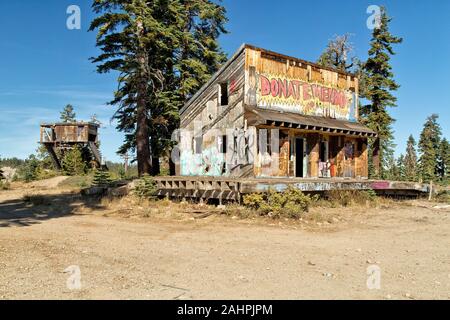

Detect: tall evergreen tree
437,138,449,183
90,0,172,176
404,135,418,182
176,0,227,100
90,0,227,176
418,114,442,182
360,7,402,179
60,104,77,123
396,154,405,181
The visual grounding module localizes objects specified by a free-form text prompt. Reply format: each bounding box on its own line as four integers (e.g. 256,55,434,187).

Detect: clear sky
0,0,448,162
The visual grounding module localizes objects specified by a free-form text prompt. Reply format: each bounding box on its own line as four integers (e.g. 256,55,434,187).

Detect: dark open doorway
295,138,304,178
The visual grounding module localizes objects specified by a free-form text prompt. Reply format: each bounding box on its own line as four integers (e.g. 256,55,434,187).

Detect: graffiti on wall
180,147,225,177
255,73,356,121
177,124,256,177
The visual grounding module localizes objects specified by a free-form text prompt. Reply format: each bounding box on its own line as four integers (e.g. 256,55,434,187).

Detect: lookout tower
40,122,104,170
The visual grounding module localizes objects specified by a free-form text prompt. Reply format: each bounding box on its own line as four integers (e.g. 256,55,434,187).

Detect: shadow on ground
0,192,104,228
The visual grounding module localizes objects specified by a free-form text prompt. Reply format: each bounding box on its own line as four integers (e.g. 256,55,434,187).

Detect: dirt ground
0,178,449,300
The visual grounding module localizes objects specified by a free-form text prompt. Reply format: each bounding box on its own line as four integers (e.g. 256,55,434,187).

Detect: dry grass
90,195,221,221
72,190,403,229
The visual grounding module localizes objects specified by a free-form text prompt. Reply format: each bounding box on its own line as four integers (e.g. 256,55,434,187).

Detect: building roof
245,106,377,137
40,122,100,127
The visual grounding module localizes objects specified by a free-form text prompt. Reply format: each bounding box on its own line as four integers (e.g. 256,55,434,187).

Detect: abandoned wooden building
176,44,379,180
40,122,103,170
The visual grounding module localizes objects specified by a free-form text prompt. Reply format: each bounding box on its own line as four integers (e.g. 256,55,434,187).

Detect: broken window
220,82,229,106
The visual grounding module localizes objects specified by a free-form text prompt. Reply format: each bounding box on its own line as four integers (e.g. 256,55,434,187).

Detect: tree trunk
372,137,381,179
169,156,176,176
151,156,160,176
135,20,152,177
136,89,151,177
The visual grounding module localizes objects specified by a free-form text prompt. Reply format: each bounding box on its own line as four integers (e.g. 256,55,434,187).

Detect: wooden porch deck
154,176,430,201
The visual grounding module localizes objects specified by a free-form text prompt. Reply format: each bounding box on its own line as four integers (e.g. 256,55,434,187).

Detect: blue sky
0,0,448,162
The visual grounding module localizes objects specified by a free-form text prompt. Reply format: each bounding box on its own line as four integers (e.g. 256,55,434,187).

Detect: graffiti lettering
260,75,348,108
257,73,356,121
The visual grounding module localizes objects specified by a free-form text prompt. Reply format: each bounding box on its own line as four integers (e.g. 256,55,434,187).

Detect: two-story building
177,44,379,179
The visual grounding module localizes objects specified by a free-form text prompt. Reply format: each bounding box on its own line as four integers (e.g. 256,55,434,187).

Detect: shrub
92,169,112,187
61,146,87,176
0,180,10,190
243,187,312,219
17,155,40,182
242,193,265,210
133,174,157,199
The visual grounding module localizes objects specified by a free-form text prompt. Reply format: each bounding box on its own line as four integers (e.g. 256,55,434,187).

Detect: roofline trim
243,44,357,78
40,122,100,127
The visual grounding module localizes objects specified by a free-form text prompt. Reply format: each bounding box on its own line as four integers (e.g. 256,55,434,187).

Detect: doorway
295,138,305,178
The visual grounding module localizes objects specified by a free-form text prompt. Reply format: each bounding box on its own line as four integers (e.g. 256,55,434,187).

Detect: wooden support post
308,134,320,178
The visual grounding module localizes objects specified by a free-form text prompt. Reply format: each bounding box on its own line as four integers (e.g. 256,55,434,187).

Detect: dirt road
0,184,449,300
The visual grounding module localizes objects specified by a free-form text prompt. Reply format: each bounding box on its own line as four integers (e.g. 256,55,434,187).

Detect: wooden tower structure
40,122,103,170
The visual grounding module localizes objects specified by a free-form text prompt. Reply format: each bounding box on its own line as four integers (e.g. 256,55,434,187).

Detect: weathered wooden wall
244,46,359,122
179,47,248,177
40,124,97,143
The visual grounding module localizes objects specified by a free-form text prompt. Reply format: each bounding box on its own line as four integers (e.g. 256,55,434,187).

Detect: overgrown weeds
317,190,378,207
435,190,450,203
58,175,93,189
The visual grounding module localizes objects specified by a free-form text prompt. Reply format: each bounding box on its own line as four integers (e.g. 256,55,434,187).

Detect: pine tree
384,153,398,181
175,0,228,100
90,0,171,176
90,0,227,177
36,145,54,170
317,34,357,73
404,135,418,182
396,154,405,181
133,174,157,198
19,155,40,182
92,168,112,187
437,138,449,184
418,114,442,182
360,7,402,179
60,104,76,123
61,146,87,176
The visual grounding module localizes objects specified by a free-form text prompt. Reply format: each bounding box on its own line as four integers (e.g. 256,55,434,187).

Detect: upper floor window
220,82,229,106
